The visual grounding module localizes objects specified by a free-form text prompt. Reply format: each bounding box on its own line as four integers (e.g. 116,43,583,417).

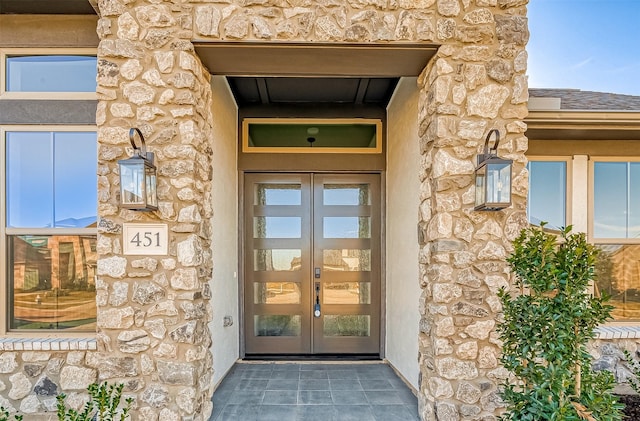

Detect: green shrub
498,225,623,420
623,349,640,393
0,406,22,421
56,382,133,421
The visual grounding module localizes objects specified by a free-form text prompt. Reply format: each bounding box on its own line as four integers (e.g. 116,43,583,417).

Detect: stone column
94,1,214,419
417,1,530,419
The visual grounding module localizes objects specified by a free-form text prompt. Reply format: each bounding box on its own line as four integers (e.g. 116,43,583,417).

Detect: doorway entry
243,173,381,355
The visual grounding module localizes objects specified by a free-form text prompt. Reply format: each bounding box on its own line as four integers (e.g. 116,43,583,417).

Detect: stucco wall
386,77,421,390
209,76,239,388
0,15,99,47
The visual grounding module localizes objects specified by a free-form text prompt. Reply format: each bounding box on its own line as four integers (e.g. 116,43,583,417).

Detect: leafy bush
499,225,623,420
1,382,131,421
0,407,22,421
623,349,640,393
57,382,133,421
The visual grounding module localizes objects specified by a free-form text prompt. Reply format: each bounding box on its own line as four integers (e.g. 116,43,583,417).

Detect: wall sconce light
474,129,512,211
118,128,158,211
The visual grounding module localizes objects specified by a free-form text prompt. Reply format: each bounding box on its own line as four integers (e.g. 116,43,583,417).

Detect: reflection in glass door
244,173,380,355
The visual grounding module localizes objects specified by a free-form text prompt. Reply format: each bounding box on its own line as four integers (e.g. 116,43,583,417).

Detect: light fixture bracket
476,128,501,165
129,127,155,164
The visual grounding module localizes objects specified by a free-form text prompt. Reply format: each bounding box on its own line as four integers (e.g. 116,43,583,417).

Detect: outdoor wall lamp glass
118,128,158,211
474,129,512,211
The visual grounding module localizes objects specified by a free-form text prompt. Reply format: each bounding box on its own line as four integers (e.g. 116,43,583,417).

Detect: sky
527,0,640,96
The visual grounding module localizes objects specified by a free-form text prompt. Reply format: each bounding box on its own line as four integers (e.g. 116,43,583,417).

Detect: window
242,119,382,154
526,159,569,230
593,161,640,239
2,128,97,332
1,49,97,99
591,159,640,321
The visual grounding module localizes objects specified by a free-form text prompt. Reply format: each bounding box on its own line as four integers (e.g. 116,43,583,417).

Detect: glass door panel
254,282,302,304
244,174,311,354
312,174,380,354
323,282,371,304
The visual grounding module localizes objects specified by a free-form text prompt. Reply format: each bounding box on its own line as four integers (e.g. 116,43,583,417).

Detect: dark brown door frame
241,172,382,356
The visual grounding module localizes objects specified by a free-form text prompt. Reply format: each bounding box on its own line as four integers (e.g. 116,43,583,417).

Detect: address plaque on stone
123,223,168,255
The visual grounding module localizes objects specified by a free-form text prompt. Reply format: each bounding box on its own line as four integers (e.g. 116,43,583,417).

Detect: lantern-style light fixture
118,128,158,211
474,129,512,211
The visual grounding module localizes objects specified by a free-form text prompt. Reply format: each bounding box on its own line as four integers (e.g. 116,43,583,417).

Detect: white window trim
570,155,588,234
0,125,97,338
0,48,97,100
0,338,97,351
596,325,640,340
526,155,573,229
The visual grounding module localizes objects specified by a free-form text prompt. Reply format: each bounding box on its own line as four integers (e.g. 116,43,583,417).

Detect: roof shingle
529,88,640,111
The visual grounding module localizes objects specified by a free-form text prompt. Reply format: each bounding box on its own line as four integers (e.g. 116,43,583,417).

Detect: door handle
314,282,321,318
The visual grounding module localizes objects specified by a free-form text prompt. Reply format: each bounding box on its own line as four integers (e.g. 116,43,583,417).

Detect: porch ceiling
227,77,399,107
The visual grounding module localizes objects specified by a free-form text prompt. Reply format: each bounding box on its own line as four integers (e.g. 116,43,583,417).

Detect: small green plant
57,382,133,421
498,224,623,420
0,406,22,421
623,349,640,393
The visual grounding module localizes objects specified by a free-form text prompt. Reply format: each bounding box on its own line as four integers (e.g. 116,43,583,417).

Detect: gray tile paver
266,379,300,390
360,378,396,390
331,390,368,405
329,379,362,390
263,390,298,405
211,362,419,420
299,379,330,390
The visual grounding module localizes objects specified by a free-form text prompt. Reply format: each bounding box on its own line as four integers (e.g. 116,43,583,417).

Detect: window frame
0,48,97,100
588,157,640,245
526,156,572,230
588,157,640,325
0,125,97,337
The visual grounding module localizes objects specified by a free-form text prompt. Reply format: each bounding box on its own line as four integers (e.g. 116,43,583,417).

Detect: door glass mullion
319,206,372,216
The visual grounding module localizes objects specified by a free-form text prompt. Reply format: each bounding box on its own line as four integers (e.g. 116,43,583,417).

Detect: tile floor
211,362,420,421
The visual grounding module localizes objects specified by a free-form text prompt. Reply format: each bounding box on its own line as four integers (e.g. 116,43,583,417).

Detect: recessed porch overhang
193,42,438,78
193,42,438,108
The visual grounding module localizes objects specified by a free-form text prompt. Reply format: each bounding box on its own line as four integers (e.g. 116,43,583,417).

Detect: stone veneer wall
95,1,215,419
414,1,530,419
591,337,640,386
0,1,531,420
0,340,98,416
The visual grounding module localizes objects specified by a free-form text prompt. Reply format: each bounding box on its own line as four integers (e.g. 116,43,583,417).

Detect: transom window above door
242,119,382,154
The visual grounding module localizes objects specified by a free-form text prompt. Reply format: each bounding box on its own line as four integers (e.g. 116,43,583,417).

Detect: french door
243,173,380,355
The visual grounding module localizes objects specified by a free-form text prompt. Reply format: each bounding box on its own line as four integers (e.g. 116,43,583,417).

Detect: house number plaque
123,223,168,255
